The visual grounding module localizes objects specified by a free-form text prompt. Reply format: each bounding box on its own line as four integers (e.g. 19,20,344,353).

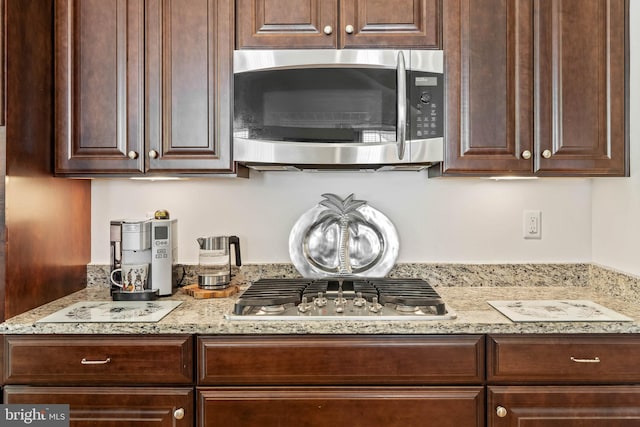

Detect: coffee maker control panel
150,219,178,296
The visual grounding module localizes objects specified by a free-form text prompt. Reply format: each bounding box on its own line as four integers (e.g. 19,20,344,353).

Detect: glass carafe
197,236,241,289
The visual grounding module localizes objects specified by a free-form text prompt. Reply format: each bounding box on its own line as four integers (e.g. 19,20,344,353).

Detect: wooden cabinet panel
56,0,240,176
198,335,484,385
5,386,194,427
488,335,640,384
438,0,628,177
236,0,338,48
4,0,91,321
488,385,640,426
146,0,235,173
236,0,439,49
4,335,193,385
440,0,533,175
199,386,484,427
55,0,145,174
0,0,5,126
534,0,627,176
340,0,439,48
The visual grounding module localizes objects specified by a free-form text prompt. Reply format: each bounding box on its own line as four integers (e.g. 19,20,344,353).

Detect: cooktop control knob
420,91,432,104
298,296,311,313
314,292,327,308
369,296,382,313
353,292,366,308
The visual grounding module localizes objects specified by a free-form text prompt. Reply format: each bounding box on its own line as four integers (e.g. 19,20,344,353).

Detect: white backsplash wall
591,1,639,277
91,175,592,265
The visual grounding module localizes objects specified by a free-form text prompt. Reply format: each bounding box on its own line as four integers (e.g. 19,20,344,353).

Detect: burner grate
233,279,311,315
370,278,446,315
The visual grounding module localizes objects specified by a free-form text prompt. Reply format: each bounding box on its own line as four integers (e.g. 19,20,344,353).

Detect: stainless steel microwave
233,49,444,171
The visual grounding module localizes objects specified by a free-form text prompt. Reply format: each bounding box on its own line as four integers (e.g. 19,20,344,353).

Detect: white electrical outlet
523,210,542,239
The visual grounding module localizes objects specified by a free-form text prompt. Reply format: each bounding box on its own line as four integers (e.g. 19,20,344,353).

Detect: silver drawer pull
570,356,600,363
81,357,111,365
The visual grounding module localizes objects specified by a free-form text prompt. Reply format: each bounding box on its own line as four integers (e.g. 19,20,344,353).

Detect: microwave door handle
396,51,407,160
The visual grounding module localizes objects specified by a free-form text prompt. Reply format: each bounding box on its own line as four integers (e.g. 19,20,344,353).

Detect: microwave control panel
409,71,443,140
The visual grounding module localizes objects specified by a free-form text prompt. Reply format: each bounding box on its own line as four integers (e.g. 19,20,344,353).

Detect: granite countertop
2,283,640,335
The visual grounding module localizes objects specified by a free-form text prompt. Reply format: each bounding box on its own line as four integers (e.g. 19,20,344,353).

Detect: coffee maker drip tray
36,301,182,323
112,289,159,301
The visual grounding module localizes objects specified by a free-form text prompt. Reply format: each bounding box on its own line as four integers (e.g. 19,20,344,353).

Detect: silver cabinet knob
345,24,354,34
522,150,532,160
496,406,508,418
542,149,552,159
323,25,333,35
148,150,159,159
127,151,138,160
173,408,185,420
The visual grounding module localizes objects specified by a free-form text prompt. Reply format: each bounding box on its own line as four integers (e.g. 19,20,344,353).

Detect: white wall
591,2,639,276
91,174,592,265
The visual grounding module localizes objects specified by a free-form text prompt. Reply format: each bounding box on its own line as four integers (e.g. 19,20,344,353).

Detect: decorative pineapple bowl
289,193,399,278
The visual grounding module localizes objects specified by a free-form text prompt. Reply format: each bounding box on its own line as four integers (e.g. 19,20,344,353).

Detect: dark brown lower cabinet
198,386,484,427
196,335,485,426
487,335,640,426
4,386,194,426
488,386,640,426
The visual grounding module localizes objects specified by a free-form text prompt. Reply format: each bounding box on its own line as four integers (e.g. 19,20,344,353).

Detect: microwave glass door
234,68,397,144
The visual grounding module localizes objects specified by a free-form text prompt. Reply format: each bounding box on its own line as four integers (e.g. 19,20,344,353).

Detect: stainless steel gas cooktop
225,278,456,321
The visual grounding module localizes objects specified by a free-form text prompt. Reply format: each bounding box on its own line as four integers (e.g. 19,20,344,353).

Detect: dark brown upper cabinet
55,0,241,176
534,0,627,176
236,0,440,49
55,0,145,174
439,0,533,175
438,0,628,177
145,0,236,174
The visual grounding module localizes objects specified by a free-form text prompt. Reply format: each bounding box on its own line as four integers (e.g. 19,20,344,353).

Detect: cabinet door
236,0,338,48
340,0,440,48
146,0,236,173
4,386,193,427
534,0,627,176
440,0,533,175
488,385,640,426
199,386,484,427
55,0,145,174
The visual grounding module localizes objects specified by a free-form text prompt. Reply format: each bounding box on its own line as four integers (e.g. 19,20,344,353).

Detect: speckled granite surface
87,263,592,288
2,263,638,335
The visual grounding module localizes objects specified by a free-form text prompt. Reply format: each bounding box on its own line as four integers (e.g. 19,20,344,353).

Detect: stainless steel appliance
225,278,456,320
196,235,242,289
110,218,178,299
233,49,444,171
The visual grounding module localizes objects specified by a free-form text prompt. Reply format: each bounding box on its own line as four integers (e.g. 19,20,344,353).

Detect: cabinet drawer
198,335,484,385
198,386,484,427
488,334,640,383
4,335,193,385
